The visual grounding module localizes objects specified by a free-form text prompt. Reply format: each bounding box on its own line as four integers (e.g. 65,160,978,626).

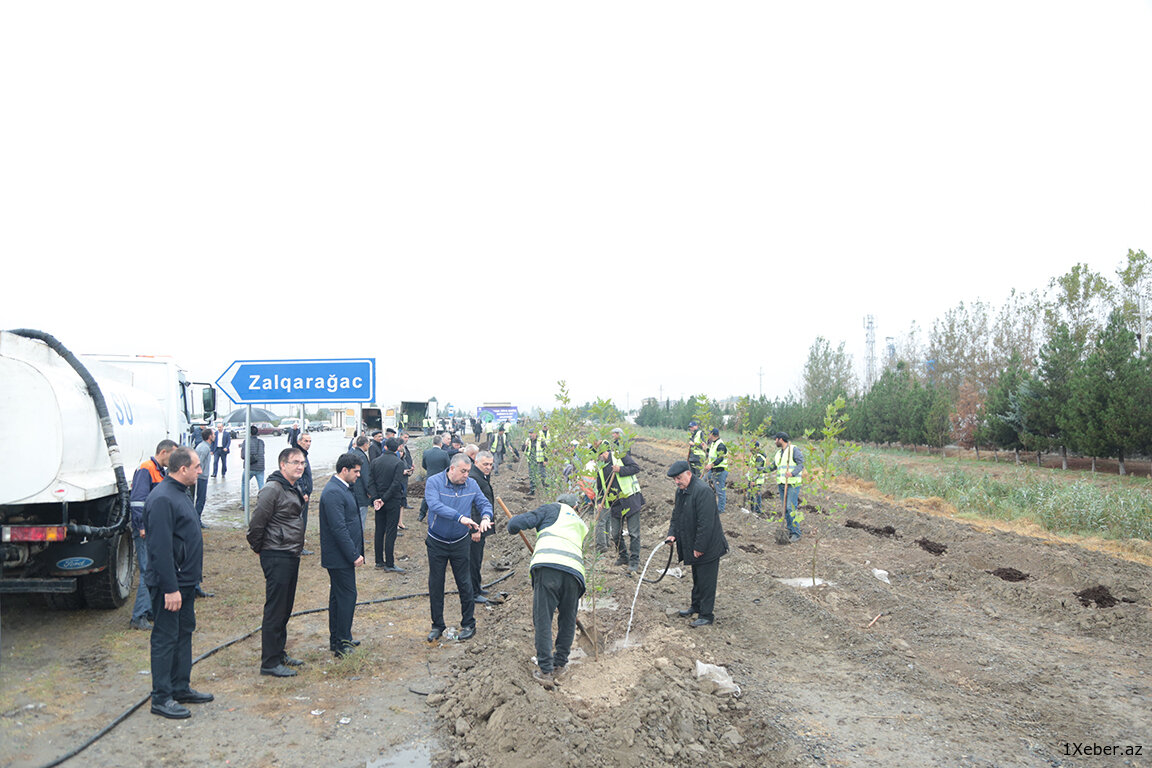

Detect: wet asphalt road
199,429,350,527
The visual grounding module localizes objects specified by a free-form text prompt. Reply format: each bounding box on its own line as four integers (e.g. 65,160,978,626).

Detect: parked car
280,418,302,433
253,421,282,436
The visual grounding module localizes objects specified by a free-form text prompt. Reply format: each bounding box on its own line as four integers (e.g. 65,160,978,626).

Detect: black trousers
689,557,720,621
532,567,581,673
326,566,357,649
608,499,643,568
149,585,196,704
426,535,474,631
260,550,300,669
374,500,401,567
469,533,488,596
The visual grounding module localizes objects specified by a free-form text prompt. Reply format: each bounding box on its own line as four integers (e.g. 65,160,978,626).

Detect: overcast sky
3,1,1149,416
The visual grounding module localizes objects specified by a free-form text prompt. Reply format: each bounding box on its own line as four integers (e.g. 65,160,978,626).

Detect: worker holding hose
664,460,728,627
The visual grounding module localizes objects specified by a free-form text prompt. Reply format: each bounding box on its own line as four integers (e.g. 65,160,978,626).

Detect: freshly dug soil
988,567,1030,582
3,435,1151,768
915,537,948,555
1075,584,1119,608
845,519,899,538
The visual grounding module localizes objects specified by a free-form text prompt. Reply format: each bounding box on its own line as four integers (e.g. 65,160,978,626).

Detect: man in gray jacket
247,447,307,677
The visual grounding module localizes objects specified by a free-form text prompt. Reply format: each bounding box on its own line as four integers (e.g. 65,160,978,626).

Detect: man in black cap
769,432,805,543
664,460,728,627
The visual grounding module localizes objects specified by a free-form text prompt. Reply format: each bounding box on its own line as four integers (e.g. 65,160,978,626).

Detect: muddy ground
2,434,1150,768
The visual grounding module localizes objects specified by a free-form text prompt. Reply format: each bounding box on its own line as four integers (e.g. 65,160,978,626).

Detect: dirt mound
988,567,1029,582
408,479,426,496
845,519,898,538
915,538,948,555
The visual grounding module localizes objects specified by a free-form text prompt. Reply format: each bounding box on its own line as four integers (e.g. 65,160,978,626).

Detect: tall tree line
828,251,1152,473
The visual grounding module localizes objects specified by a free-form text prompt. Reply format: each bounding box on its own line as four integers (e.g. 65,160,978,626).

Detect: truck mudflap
0,577,78,594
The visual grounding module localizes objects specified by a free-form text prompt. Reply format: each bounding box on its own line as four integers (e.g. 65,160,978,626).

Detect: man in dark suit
468,450,496,604
320,453,366,657
664,460,729,627
419,434,451,522
350,435,374,532
211,420,232,478
367,437,407,572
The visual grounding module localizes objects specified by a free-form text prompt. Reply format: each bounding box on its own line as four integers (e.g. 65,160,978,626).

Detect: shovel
497,496,603,658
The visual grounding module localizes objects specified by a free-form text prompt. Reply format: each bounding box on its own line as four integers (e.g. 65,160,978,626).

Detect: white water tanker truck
0,329,216,608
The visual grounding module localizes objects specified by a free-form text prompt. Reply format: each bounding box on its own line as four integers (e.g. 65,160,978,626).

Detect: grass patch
844,451,1152,541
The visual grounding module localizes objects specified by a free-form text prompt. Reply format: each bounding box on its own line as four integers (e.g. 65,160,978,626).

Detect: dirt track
2,436,1150,767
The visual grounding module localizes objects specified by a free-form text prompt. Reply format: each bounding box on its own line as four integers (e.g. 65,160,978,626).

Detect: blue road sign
215,358,375,404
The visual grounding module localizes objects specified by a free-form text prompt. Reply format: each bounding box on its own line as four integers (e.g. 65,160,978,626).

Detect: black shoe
690,617,714,627
195,586,214,598
130,617,152,631
427,628,444,642
333,643,356,659
474,595,490,604
260,664,297,677
281,654,304,667
375,563,387,569
478,588,490,596
151,699,192,719
173,689,214,704
348,639,361,646
677,608,696,618
457,626,475,641
381,565,405,573
614,557,628,566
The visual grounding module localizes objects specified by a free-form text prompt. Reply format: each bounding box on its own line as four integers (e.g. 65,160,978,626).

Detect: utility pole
758,367,763,398
863,315,876,389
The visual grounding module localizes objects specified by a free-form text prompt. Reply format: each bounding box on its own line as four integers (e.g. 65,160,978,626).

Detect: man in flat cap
664,460,728,627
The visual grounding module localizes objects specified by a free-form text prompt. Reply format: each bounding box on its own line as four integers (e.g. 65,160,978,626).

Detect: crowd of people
129,417,806,716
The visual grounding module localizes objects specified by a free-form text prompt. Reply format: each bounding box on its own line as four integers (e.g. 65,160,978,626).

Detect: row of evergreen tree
636,251,1152,474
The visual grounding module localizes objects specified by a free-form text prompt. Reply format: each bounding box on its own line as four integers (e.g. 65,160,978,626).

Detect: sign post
216,358,375,521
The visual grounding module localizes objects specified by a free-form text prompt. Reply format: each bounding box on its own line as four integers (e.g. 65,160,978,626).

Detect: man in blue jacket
143,447,213,718
424,454,491,642
320,453,366,657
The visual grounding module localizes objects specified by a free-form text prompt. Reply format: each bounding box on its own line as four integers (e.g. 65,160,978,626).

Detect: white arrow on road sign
215,359,375,404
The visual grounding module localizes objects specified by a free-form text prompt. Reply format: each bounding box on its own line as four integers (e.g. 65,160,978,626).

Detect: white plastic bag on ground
695,660,741,697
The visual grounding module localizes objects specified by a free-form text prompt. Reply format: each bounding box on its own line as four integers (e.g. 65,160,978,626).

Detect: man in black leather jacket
247,447,307,677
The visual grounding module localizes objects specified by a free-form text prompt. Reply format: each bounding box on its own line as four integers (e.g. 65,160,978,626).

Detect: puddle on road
367,741,431,768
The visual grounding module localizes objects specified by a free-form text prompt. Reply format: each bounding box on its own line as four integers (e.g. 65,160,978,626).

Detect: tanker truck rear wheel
82,530,134,609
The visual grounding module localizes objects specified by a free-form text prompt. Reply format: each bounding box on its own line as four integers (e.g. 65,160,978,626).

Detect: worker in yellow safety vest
593,431,645,573
506,495,589,689
687,420,707,477
703,428,729,514
523,428,548,496
769,432,804,543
